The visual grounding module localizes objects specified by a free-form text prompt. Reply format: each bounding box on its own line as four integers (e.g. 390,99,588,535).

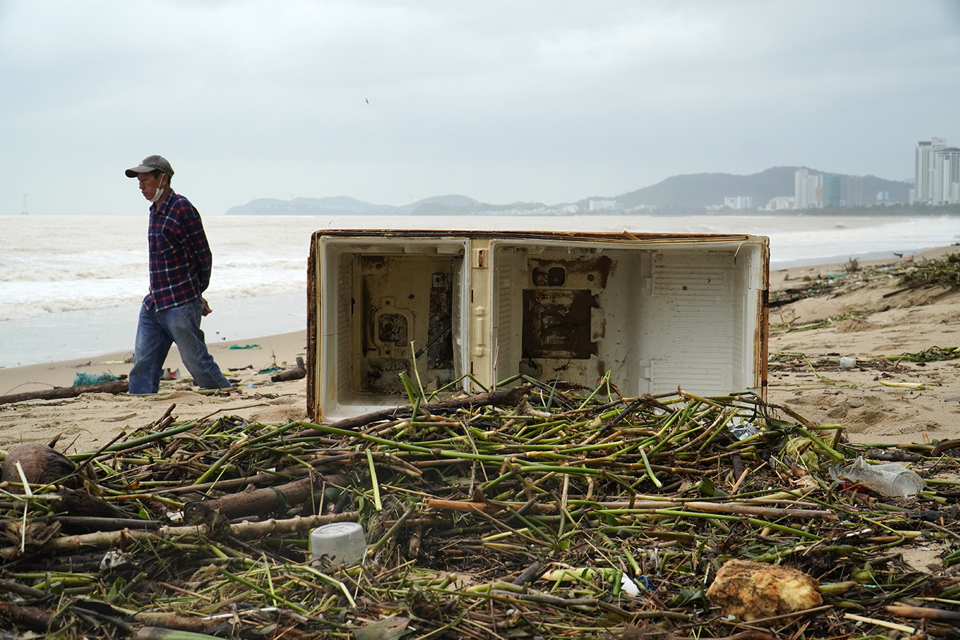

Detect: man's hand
201,297,213,316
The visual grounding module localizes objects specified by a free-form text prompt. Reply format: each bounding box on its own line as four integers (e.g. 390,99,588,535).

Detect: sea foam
2,212,959,367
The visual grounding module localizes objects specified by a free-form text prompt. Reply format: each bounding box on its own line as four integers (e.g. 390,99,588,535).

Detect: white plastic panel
317,237,470,420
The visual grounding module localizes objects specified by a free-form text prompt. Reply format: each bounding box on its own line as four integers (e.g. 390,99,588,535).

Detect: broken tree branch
184,474,320,523
0,381,129,406
299,384,532,433
0,511,360,561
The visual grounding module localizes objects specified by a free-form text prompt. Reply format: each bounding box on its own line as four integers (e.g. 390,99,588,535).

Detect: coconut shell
706,559,822,623
1,442,79,491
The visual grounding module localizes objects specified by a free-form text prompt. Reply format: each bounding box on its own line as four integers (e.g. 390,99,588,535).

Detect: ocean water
2,212,960,369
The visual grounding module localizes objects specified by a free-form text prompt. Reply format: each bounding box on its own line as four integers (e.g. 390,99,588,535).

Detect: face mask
149,176,166,203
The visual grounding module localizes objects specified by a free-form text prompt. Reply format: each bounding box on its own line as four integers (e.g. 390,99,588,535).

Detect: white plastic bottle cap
309,522,366,566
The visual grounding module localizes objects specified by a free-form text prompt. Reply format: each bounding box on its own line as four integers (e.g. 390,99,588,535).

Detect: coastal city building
791,171,870,209
588,199,619,211
915,138,945,203
764,196,794,211
915,138,959,205
934,147,960,205
823,175,841,207
842,175,863,207
794,168,823,209
723,195,753,210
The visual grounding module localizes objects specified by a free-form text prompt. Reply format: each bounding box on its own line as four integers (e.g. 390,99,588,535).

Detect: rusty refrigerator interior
307,230,769,422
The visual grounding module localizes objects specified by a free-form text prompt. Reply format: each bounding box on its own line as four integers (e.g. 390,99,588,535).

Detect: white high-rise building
723,196,753,209
915,138,946,203
794,168,823,209
764,196,794,211
935,147,960,205
588,199,619,211
843,175,863,207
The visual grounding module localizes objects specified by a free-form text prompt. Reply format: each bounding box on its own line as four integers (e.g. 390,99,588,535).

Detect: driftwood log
0,512,359,561
270,356,306,382
184,474,323,523
270,367,306,382
53,516,162,532
0,381,129,406
300,384,532,434
0,603,56,632
885,605,960,622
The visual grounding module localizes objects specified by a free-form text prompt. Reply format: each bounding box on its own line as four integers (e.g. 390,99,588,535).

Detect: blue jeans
129,299,230,394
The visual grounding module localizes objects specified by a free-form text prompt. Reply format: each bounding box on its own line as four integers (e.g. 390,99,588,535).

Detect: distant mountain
226,194,496,216
225,196,393,216
605,166,911,209
395,195,481,214
226,166,916,216
225,193,557,216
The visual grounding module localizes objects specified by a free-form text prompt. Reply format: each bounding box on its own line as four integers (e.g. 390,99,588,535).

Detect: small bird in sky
365,98,369,105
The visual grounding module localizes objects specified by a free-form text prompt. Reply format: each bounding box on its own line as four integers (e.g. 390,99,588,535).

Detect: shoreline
4,244,960,454
6,214,960,369
769,244,952,270
0,291,306,370
3,245,957,394
770,244,956,286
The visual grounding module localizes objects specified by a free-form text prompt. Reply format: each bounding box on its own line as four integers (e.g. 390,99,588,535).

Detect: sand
769,246,960,446
4,245,960,454
0,332,311,452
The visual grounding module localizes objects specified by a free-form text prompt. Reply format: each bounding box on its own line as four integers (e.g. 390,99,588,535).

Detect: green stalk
370,506,415,556
298,422,434,453
577,371,611,410
639,447,662,488
71,421,200,461
298,565,357,608
218,569,309,614
796,426,846,461
244,421,301,447
193,441,245,486
130,628,224,640
366,449,382,511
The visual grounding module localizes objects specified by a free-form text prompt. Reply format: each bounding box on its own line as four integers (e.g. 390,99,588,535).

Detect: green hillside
607,167,911,208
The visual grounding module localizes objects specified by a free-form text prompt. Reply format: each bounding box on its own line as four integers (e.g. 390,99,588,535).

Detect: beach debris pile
896,252,960,292
0,381,958,639
771,251,960,312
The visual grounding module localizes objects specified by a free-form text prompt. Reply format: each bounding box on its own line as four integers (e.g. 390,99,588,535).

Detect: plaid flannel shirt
144,191,213,311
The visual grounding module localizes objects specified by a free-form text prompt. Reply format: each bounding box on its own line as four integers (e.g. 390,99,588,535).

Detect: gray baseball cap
125,155,174,178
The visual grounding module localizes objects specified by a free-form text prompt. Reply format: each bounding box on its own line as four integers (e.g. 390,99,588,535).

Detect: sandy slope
768,249,960,445
0,332,311,453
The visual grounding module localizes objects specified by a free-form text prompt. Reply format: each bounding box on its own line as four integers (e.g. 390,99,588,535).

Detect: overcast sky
1,1,959,216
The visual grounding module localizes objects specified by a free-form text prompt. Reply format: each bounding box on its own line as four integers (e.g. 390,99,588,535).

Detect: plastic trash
310,522,366,565
831,456,925,498
728,418,759,440
839,356,856,369
73,371,119,386
620,574,641,596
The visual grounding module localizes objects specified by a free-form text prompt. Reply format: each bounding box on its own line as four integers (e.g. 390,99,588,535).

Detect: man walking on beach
125,155,231,394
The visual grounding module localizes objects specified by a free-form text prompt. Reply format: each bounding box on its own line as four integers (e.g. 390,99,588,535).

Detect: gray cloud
1,0,958,215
